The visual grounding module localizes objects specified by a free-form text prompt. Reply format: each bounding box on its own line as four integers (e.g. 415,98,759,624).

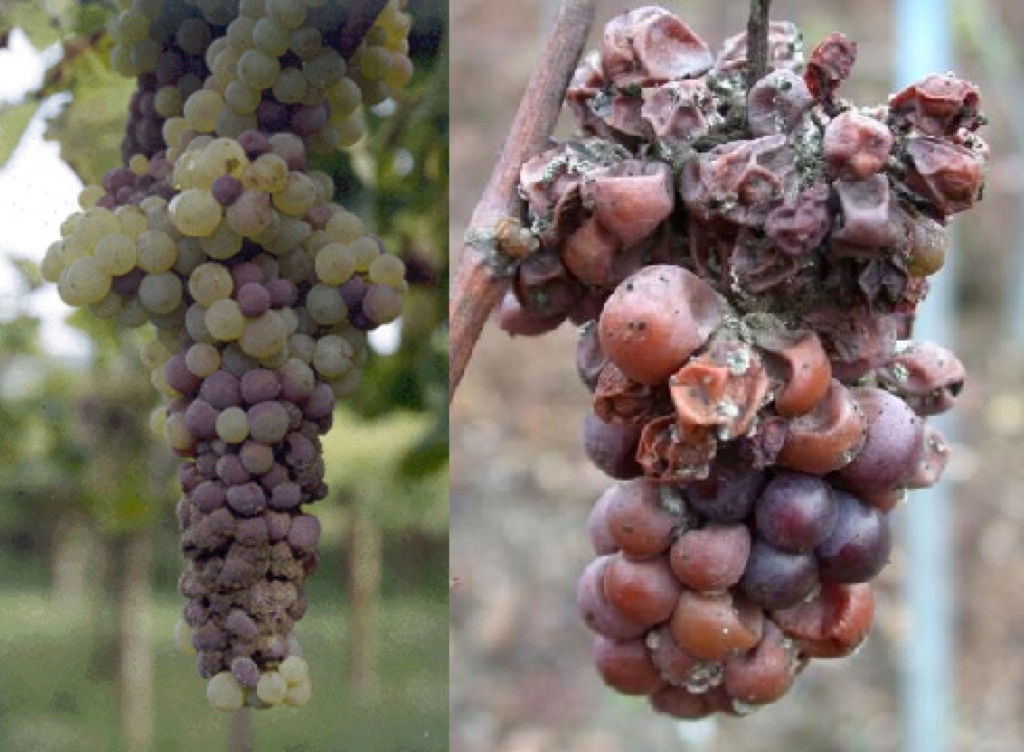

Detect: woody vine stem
448,0,774,402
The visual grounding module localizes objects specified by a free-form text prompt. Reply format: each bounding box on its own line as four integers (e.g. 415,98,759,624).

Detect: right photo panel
451,1,1020,750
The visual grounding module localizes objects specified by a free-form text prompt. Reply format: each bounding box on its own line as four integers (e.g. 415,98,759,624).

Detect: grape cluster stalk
41,0,414,711
504,7,984,718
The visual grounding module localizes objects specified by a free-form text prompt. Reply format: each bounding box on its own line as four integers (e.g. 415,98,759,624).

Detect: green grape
169,188,223,237
283,678,312,707
215,108,258,138
288,333,315,363
93,232,138,276
57,235,89,267
118,8,150,43
358,46,392,81
303,49,345,88
256,671,288,704
252,17,290,57
333,111,365,147
184,89,225,134
162,117,189,152
116,205,149,239
239,0,263,18
173,619,197,656
265,0,306,29
139,272,184,314
325,209,364,243
349,235,380,271
307,169,334,203
306,283,347,325
262,217,310,256
207,672,245,712
186,342,221,378
216,405,249,443
290,26,322,59
88,292,123,319
110,43,136,77
268,133,305,169
136,230,178,273
225,80,261,114
271,172,317,216
239,310,288,358
128,154,149,176
237,49,280,90
325,79,361,115
384,53,414,90
272,67,308,103
246,153,289,193
40,242,64,283
130,38,162,74
314,242,355,285
163,411,195,450
212,48,242,84
277,247,313,284
204,35,229,71
368,253,406,289
306,125,340,155
58,257,111,307
118,298,149,328
199,222,244,260
226,16,257,52
77,207,120,251
313,334,354,379
77,184,105,211
189,262,234,307
278,656,309,685
140,338,173,369
174,237,206,277
206,298,245,341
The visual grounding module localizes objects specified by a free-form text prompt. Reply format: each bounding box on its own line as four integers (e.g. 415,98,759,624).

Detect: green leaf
0,99,41,169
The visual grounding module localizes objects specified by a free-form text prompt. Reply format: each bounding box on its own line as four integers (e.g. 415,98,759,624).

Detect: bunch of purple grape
506,7,983,717
42,0,413,710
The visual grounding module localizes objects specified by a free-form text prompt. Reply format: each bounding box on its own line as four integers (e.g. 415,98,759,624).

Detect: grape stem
448,0,597,403
746,0,772,88
337,0,390,59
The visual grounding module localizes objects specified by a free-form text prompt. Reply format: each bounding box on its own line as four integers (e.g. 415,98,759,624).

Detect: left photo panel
0,1,448,750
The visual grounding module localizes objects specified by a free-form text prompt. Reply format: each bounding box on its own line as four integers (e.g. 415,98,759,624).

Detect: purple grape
582,411,643,480
287,514,320,554
247,401,290,444
215,454,251,486
263,510,291,541
230,262,266,289
239,441,274,474
290,104,327,136
200,370,242,409
256,99,289,131
816,489,891,583
755,471,838,554
302,383,335,420
277,360,315,403
211,175,243,206
269,481,302,510
235,517,269,547
259,462,289,491
741,541,819,609
240,368,280,404
193,480,226,513
166,353,202,395
575,557,648,640
231,656,260,688
237,130,271,159
687,456,767,524
111,268,144,296
586,487,619,555
226,482,267,517
835,387,924,495
178,462,203,493
236,282,271,317
184,399,219,440
338,275,367,309
266,278,298,308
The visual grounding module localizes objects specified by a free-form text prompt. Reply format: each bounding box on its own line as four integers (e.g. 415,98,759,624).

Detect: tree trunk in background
226,709,253,752
347,501,382,702
119,529,154,752
51,516,96,611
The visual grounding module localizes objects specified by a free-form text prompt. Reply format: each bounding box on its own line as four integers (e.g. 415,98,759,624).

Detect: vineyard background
0,1,448,751
450,1,1024,751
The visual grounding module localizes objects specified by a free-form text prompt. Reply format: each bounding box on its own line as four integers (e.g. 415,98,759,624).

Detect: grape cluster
509,7,984,718
42,0,414,711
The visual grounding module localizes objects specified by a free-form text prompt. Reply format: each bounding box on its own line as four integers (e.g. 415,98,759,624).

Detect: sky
0,27,400,361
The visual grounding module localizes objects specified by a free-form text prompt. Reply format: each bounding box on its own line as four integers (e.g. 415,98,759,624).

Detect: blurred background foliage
0,1,448,750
